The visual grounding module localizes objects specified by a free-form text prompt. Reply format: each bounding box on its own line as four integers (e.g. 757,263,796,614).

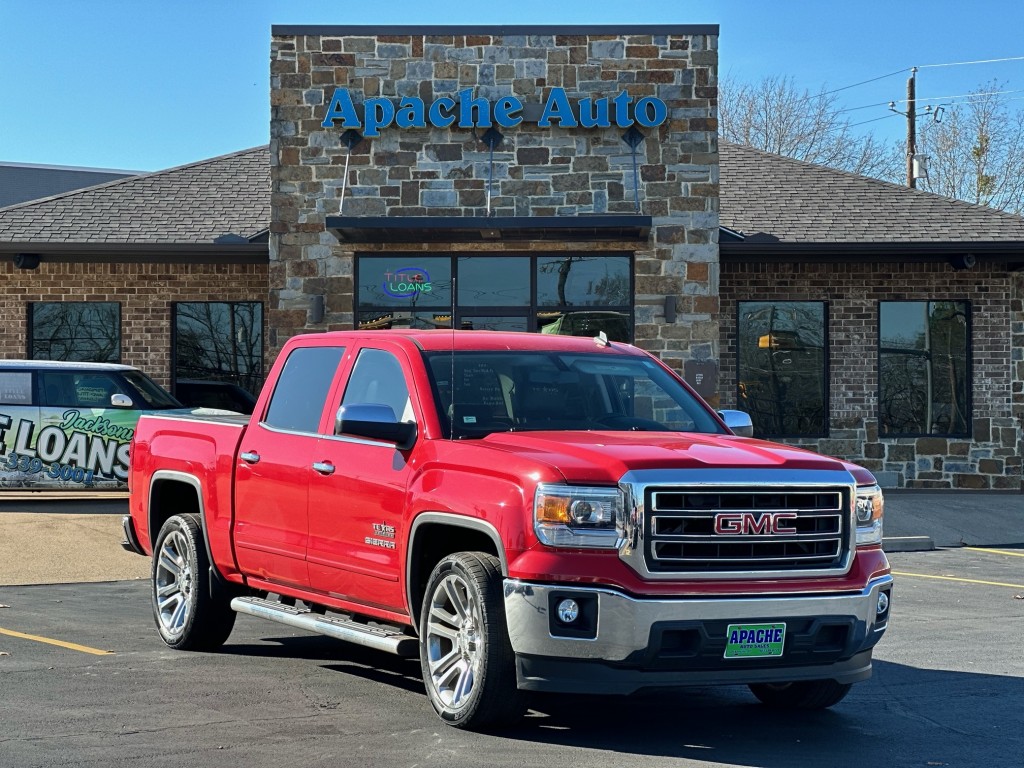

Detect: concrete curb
882,535,935,553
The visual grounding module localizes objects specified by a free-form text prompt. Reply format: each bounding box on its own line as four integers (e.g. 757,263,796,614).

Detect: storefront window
458,257,530,306
29,302,121,362
536,255,630,306
356,257,452,310
173,302,264,401
737,301,828,437
879,300,970,436
356,253,633,341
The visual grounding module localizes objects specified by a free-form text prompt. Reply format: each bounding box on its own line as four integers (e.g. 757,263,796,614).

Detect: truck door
233,344,346,590
306,344,418,613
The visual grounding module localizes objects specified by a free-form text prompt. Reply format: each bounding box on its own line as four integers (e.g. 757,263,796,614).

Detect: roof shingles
719,140,1024,243
0,147,269,245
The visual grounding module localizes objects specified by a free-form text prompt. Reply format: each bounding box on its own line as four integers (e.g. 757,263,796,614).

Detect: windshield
119,371,183,409
424,351,725,438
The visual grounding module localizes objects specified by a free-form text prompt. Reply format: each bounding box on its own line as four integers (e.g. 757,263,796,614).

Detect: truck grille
644,488,849,574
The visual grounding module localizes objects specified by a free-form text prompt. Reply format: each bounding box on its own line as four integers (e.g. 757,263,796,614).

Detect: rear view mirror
110,393,134,408
717,409,754,437
335,404,417,450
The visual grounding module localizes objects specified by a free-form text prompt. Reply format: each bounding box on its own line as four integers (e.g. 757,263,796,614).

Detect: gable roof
719,140,1024,252
0,147,269,251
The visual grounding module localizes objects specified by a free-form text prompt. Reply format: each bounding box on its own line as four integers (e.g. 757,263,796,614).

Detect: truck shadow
219,636,1022,764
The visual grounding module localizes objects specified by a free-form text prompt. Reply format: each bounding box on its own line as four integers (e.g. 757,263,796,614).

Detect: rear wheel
419,552,527,730
151,514,235,651
748,679,852,709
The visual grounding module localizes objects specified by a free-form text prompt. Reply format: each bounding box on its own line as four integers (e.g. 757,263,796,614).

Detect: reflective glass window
737,301,828,437
29,302,120,363
174,302,263,397
536,255,630,307
457,257,530,306
879,301,970,436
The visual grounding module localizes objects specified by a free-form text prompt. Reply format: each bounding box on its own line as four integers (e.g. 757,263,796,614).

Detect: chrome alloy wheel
154,529,194,636
425,573,485,710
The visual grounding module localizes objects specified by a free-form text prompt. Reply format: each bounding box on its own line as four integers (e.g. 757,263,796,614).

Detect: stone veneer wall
269,28,720,388
0,261,269,389
721,260,1023,490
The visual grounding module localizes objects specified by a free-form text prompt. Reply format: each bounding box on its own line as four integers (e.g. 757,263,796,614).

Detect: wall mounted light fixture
13,253,40,270
309,294,325,324
664,294,677,323
621,126,646,214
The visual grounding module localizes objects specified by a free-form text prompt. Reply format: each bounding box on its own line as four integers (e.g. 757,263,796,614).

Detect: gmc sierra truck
123,330,891,730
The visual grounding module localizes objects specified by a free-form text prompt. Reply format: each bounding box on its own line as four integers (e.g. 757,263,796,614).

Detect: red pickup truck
124,330,891,729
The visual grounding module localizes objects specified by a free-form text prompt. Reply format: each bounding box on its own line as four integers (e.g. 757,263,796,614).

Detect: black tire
748,679,853,709
419,552,527,730
151,514,235,651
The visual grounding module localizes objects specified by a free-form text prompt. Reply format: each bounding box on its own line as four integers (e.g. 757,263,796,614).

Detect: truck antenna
450,275,456,441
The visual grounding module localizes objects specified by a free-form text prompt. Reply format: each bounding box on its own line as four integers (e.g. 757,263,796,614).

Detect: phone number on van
3,452,97,486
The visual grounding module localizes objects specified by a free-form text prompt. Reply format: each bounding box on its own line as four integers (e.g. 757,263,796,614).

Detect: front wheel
419,552,527,730
748,679,852,709
151,514,235,651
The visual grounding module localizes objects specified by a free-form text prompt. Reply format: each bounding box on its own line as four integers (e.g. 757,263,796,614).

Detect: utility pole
906,67,917,188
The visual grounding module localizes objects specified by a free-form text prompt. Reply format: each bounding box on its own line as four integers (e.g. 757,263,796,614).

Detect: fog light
877,592,889,615
556,598,580,624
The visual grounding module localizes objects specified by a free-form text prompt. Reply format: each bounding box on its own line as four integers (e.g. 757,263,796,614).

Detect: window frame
877,299,972,438
354,252,635,342
735,300,830,439
27,301,122,363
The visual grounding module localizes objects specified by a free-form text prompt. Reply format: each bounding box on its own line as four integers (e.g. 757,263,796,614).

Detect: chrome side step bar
231,596,418,657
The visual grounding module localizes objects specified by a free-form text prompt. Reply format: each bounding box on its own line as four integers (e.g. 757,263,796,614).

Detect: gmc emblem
714,512,799,535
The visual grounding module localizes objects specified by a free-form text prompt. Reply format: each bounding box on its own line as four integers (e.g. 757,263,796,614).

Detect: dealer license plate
724,623,786,659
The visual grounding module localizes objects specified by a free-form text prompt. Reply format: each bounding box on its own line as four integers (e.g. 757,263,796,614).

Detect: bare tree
916,81,1024,214
720,75,905,182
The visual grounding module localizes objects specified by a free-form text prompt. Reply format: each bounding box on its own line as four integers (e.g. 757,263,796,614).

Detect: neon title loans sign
321,87,669,138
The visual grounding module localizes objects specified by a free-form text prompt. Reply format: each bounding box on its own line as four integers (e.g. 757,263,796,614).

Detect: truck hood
475,430,852,485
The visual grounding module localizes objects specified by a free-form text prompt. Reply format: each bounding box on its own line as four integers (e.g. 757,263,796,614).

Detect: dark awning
326,215,652,243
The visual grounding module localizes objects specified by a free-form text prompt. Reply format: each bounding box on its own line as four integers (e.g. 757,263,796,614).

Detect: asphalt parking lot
1,494,1022,767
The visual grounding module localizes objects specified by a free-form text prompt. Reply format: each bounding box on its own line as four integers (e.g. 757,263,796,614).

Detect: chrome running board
231,596,418,657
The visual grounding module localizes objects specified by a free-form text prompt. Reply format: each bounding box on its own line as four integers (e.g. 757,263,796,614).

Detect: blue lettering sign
319,88,668,134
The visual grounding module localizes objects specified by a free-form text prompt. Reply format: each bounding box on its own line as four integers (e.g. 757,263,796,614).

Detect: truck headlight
855,484,884,546
534,484,623,549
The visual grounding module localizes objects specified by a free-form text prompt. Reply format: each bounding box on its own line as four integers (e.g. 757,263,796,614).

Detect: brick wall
721,260,1022,490
0,261,269,388
269,28,720,386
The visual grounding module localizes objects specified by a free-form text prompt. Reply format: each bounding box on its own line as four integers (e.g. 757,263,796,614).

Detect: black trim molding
327,215,652,243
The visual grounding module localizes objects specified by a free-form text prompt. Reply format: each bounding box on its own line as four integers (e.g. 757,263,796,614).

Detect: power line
848,113,901,129
918,54,1024,69
839,87,1024,114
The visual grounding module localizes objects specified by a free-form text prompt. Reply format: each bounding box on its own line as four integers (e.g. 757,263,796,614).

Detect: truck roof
298,330,648,355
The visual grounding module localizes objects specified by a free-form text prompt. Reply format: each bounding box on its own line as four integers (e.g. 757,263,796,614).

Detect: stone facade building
1,24,1021,492
268,25,722,393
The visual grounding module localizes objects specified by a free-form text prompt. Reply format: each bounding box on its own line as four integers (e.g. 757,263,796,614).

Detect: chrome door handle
240,451,261,464
312,461,335,476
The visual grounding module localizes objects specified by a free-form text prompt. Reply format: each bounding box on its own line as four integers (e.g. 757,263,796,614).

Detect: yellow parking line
965,547,1024,558
0,627,113,656
892,571,1024,590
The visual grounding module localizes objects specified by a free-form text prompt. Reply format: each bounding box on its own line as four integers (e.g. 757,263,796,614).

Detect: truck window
341,349,414,423
264,346,345,433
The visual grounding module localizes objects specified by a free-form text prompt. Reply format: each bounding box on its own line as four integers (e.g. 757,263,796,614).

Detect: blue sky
2,0,1022,171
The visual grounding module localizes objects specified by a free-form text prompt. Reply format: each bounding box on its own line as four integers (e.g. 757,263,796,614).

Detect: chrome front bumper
503,575,893,693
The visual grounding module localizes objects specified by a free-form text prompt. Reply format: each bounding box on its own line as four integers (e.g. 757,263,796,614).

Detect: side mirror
335,403,417,450
110,393,134,408
717,409,754,438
